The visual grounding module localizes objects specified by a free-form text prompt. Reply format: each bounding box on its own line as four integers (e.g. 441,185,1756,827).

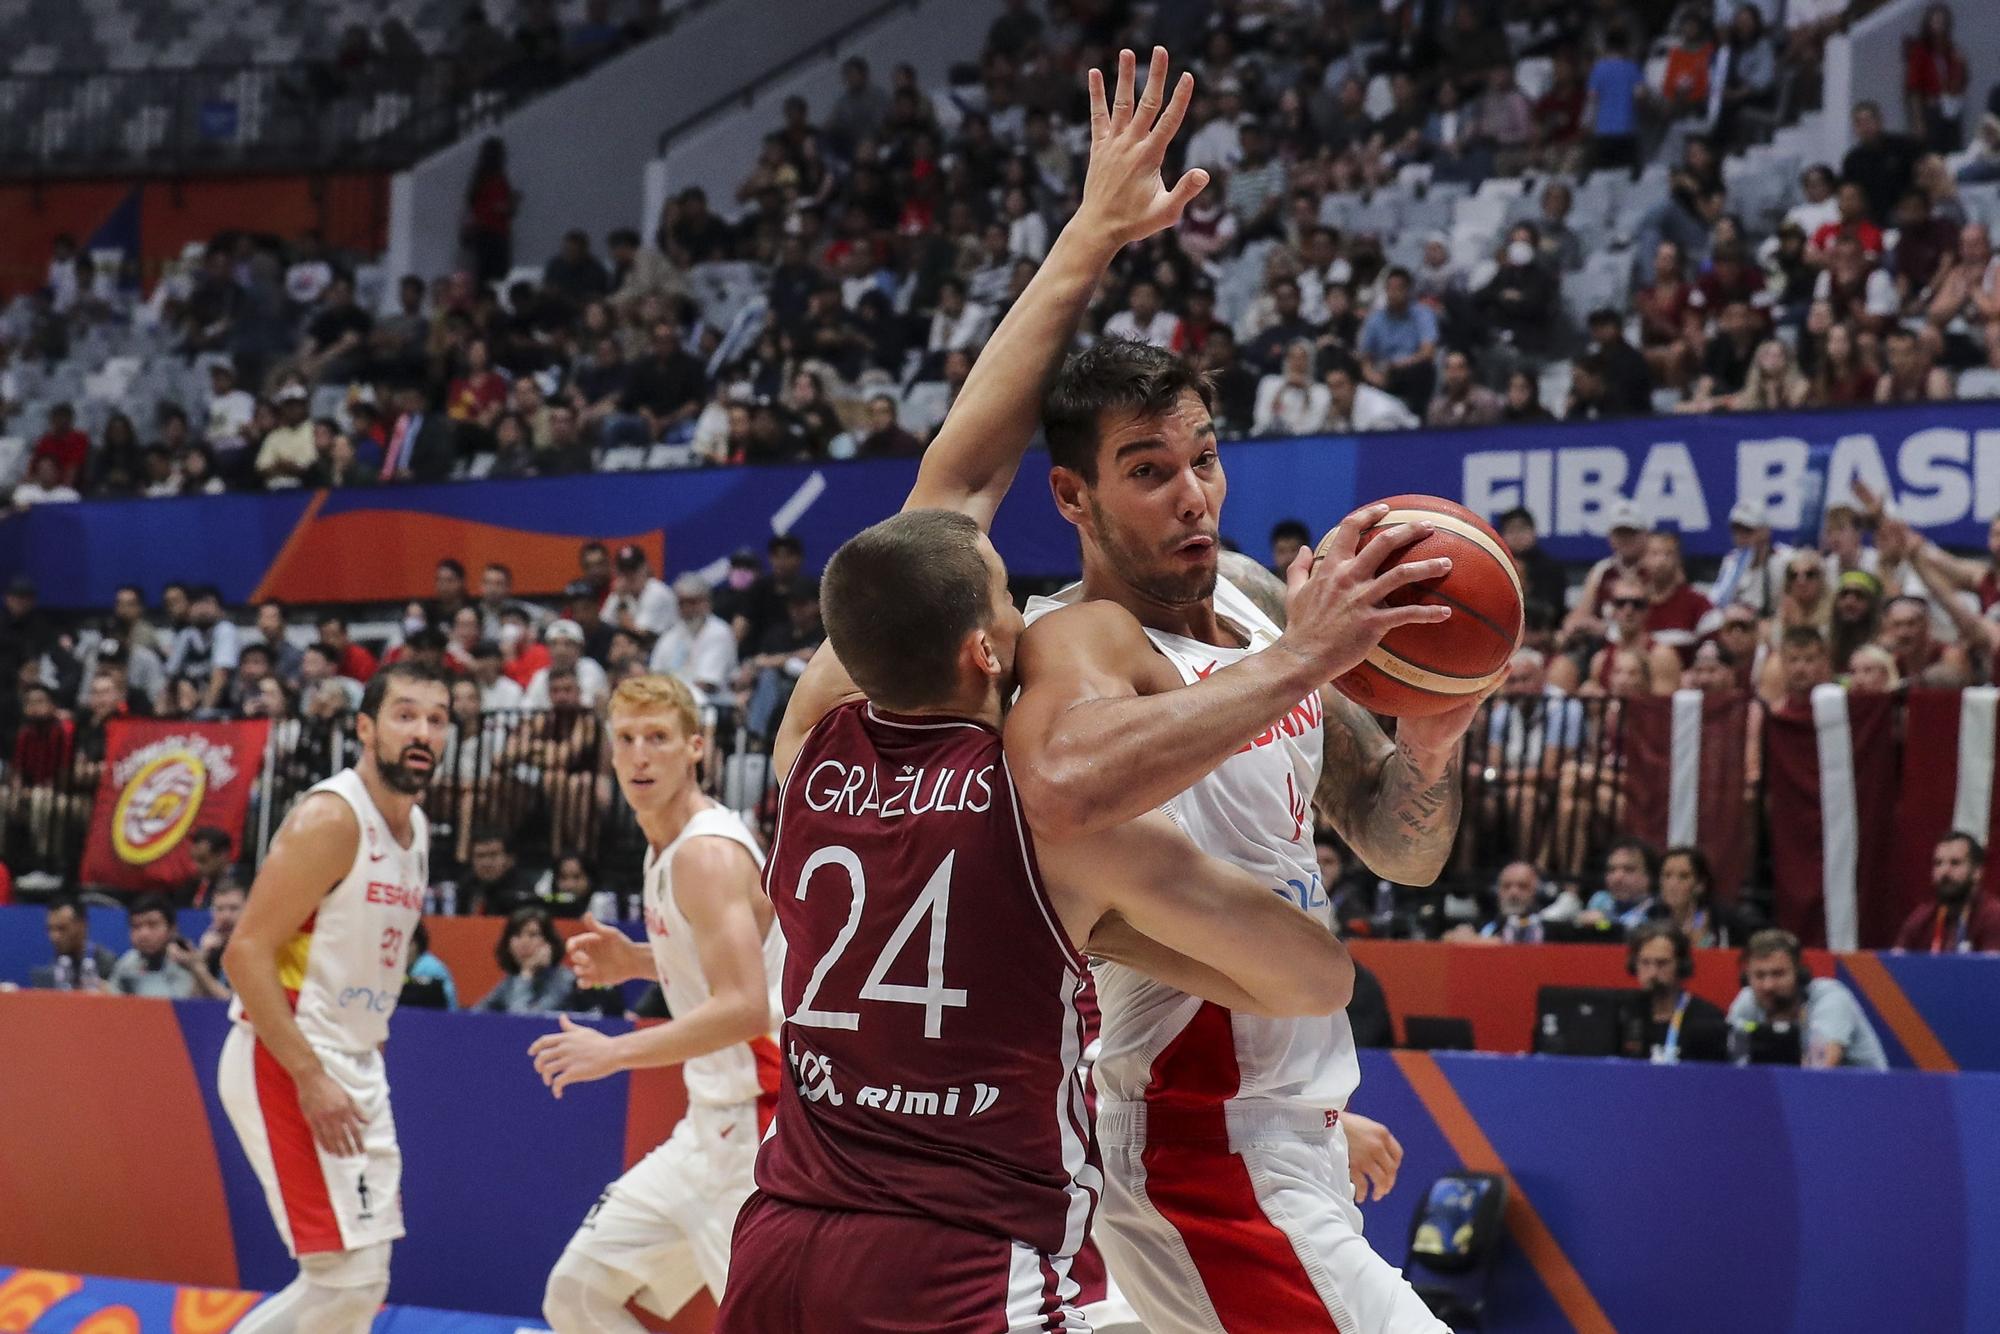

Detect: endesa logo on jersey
364,881,423,911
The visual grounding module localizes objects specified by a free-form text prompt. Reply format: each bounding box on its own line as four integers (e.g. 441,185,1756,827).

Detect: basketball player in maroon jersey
715,48,1374,1334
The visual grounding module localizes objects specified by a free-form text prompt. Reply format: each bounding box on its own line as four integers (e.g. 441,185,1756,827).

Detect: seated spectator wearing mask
1727,929,1888,1069
1894,832,2000,953
1578,837,1662,932
1619,922,1728,1063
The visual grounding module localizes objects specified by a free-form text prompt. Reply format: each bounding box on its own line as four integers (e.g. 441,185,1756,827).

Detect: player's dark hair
359,661,448,719
822,509,995,711
1043,338,1214,482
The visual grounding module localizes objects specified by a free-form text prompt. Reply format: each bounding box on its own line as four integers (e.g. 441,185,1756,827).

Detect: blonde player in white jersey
219,662,449,1333
527,673,780,1332
1007,336,1497,1334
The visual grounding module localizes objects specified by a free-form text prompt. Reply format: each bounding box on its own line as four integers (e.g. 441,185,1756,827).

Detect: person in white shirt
204,360,257,449
1712,500,1792,618
526,620,610,709
469,642,526,711
1003,188,1050,263
1783,165,1841,240
925,278,995,355
1324,360,1419,432
602,545,675,639
648,574,740,706
1184,84,1246,174
1101,279,1182,349
1252,340,1331,435
12,455,81,508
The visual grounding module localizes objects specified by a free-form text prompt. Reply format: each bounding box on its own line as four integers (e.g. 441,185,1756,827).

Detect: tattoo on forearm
1316,695,1462,885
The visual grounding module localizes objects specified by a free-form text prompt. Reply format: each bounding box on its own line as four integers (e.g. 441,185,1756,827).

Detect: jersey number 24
790,846,968,1039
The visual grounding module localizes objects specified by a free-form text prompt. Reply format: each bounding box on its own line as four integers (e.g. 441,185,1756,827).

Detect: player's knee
298,1242,391,1328
542,1251,638,1332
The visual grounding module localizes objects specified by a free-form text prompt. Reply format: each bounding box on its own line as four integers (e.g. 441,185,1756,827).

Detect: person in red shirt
1903,4,1969,154
1639,530,1714,664
499,605,551,688
1895,832,2000,953
31,403,90,488
1810,182,1886,258
315,614,378,682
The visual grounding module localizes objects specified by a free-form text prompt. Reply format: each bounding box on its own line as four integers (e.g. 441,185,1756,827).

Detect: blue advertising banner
3,401,1996,609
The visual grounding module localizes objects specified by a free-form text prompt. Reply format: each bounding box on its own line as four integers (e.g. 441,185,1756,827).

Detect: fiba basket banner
80,719,270,892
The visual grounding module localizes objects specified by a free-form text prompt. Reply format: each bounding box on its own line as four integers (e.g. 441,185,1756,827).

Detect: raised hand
1277,503,1453,684
1077,46,1210,250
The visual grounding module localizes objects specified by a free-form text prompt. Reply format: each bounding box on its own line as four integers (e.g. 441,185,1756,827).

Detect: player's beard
376,738,437,795
1088,495,1218,608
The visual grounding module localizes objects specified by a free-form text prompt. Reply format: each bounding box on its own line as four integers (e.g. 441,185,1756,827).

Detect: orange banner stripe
1839,953,1957,1073
1392,1051,1616,1334
248,487,329,605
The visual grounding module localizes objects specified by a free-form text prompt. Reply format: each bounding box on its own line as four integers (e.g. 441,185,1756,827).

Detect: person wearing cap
565,579,616,665
602,545,674,638
648,574,739,706
1711,499,1791,617
526,619,609,710
255,382,318,487
1566,498,1651,638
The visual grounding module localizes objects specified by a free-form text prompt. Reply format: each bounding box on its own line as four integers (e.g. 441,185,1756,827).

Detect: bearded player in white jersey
1002,157,1494,1334
527,673,780,1332
219,661,449,1333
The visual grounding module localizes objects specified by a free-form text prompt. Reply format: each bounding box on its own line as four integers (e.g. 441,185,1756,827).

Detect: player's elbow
1266,946,1354,1018
1014,753,1116,844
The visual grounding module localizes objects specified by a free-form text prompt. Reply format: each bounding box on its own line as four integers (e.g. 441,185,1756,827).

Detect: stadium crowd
4,0,2000,502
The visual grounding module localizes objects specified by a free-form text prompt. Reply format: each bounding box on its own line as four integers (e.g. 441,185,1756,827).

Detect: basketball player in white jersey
219,662,449,1333
526,673,779,1332
1003,329,1495,1332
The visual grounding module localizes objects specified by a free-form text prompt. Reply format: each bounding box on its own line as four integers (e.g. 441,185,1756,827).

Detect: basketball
1319,494,1524,718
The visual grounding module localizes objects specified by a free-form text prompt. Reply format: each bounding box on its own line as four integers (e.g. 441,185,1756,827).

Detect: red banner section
80,720,268,892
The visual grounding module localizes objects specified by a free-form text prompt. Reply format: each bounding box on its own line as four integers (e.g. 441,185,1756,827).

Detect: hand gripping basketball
1277,502,1453,684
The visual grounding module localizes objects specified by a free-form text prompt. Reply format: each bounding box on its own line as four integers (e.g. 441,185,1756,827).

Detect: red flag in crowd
1760,688,1898,949
1892,688,2000,910
1618,690,1751,904
80,719,271,893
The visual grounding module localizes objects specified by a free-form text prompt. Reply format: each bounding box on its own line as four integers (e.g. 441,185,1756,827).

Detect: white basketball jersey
642,803,784,1108
229,768,428,1053
1023,577,1359,1114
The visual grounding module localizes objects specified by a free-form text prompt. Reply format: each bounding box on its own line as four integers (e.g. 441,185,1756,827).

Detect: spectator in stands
28,893,115,990
1877,593,1971,687
1810,319,1880,405
1426,349,1502,428
525,619,608,709
1956,113,2000,184
1876,326,1953,403
926,277,994,357
255,383,316,487
828,56,890,153
1620,922,1728,1063
1502,369,1555,422
1685,299,1763,406
27,403,85,490
462,828,533,916
108,894,197,999
1585,28,1645,174
12,455,80,509
1635,241,1699,388
1477,860,1557,943
1659,846,1733,949
402,921,458,1010
1323,358,1418,432
1727,338,1812,412
1660,12,1717,124
1712,4,1779,151
477,905,586,1013
543,230,610,303
173,879,242,1000
1729,929,1888,1068
1253,341,1331,436
650,574,738,706
1102,282,1181,350
1639,530,1713,664
601,544,672,639
463,138,519,286
1712,500,1789,618
1923,222,1999,360
431,558,471,628
1578,836,1661,932
465,640,520,711
1843,101,1920,225
251,602,302,685
165,586,240,713
737,581,824,740
1769,624,1835,713
1499,508,1570,617
1895,832,2000,953
175,824,235,920
1358,268,1439,414
1904,4,1969,153
380,381,454,482
1269,520,1311,576
854,394,922,459
315,615,377,684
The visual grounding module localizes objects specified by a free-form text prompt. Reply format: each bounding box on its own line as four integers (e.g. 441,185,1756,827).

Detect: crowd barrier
5,401,1999,609
6,909,1994,1073
2,991,1995,1332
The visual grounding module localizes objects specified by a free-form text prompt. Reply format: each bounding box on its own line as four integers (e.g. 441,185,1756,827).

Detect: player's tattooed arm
1216,551,1462,885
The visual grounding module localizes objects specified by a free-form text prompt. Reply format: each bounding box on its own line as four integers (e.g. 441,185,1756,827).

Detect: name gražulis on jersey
800,759,996,819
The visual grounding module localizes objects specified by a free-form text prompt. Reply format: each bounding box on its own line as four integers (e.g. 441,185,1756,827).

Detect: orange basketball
1319,494,1524,718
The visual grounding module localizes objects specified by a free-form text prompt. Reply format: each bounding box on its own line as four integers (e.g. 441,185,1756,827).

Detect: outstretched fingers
1111,47,1136,132
1088,66,1109,142
1150,68,1196,147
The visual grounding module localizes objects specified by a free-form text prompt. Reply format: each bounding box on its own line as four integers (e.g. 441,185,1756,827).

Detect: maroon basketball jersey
756,700,1099,1258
